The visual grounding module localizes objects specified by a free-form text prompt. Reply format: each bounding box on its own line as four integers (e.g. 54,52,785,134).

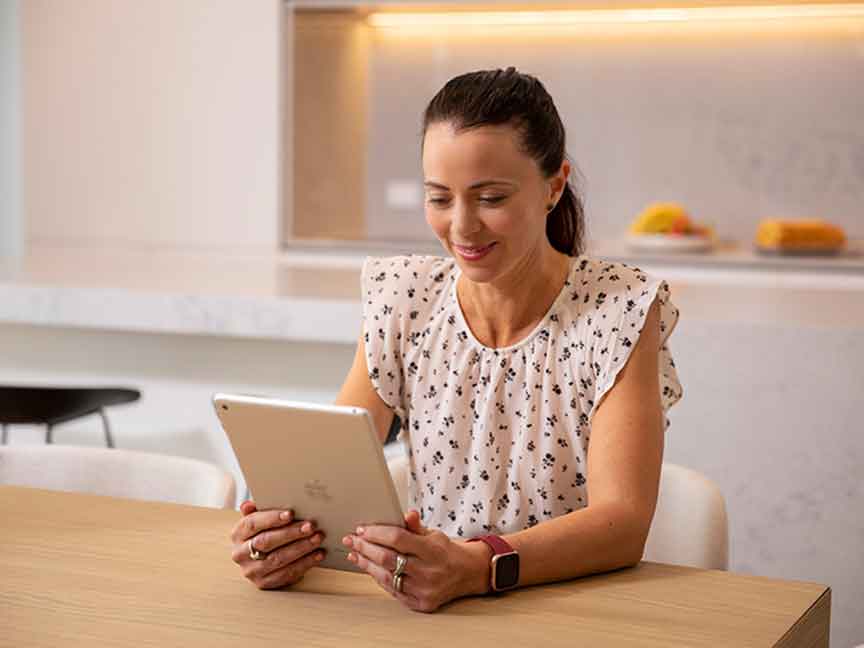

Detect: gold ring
249,539,266,561
393,553,407,578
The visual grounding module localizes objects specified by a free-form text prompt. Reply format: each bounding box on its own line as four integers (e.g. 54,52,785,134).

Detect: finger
231,525,322,567
239,529,325,577
348,550,421,607
404,510,425,534
254,533,325,576
354,524,424,558
393,589,424,611
253,520,320,554
256,549,325,590
230,508,293,544
240,500,257,516
343,534,401,573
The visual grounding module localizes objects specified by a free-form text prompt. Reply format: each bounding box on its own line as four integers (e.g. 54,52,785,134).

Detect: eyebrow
424,179,517,191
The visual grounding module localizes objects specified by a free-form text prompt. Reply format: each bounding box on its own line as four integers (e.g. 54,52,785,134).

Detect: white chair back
0,445,236,509
386,455,728,570
643,463,729,570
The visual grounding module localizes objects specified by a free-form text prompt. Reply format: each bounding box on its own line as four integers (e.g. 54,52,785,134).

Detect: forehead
422,122,536,183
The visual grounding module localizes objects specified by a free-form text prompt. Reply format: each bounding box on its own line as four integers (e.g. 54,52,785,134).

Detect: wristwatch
467,534,520,592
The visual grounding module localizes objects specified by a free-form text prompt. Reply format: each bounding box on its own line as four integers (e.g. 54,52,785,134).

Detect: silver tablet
213,393,404,573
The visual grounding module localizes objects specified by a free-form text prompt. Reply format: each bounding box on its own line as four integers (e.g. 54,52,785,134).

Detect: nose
451,200,482,239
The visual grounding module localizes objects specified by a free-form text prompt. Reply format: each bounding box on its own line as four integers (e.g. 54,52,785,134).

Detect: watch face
493,552,520,591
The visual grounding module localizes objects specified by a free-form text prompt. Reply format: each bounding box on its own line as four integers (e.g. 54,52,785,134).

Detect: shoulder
361,254,457,319
362,255,455,290
567,256,670,313
558,256,675,340
574,257,656,297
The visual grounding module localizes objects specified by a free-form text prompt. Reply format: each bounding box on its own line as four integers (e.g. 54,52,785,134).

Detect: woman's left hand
342,510,489,612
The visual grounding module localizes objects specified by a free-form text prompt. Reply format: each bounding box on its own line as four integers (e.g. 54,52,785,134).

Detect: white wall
365,21,864,244
22,0,282,252
0,0,21,260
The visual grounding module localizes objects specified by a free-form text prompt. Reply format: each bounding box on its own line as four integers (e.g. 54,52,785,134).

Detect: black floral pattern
361,255,683,538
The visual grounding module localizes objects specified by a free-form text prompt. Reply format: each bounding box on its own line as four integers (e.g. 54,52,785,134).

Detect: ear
548,159,571,205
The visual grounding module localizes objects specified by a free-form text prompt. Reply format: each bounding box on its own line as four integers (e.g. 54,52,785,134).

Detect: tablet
213,393,405,573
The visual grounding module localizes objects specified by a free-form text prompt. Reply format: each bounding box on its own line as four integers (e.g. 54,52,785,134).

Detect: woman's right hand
230,500,326,589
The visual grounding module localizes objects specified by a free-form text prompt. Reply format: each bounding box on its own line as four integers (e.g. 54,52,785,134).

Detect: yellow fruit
630,202,691,235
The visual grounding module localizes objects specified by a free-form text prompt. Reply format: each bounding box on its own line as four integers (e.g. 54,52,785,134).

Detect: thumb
240,500,257,516
404,509,425,533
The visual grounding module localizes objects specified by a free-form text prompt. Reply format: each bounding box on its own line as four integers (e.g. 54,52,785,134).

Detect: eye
426,196,451,207
479,195,506,205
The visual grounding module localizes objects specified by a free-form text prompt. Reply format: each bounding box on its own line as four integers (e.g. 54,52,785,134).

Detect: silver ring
392,572,404,593
248,538,266,561
393,553,407,578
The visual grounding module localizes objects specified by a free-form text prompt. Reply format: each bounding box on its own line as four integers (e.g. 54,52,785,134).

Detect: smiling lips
453,242,497,261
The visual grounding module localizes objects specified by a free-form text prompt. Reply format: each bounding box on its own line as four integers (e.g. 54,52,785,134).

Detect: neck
457,245,571,349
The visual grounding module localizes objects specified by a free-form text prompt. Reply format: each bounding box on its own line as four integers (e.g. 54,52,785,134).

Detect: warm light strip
367,4,864,27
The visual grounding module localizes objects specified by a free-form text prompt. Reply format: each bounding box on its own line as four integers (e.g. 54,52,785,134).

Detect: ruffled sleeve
360,256,409,424
586,263,683,429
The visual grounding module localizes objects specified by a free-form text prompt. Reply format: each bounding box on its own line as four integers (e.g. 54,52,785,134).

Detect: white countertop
2,243,863,342
598,238,864,273
0,246,362,342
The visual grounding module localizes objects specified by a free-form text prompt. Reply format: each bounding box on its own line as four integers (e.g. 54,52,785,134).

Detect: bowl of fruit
626,202,715,253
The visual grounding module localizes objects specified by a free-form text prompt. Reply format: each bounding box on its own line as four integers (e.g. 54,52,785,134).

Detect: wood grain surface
0,486,829,647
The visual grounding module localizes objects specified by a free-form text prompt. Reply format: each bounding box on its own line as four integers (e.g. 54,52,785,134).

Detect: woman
229,67,682,612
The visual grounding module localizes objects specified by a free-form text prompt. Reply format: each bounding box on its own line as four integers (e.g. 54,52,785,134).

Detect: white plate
626,234,714,254
754,244,845,257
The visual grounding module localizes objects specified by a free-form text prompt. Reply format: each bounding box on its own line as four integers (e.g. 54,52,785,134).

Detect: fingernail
355,526,365,535
342,536,352,547
279,511,291,521
302,522,312,534
311,534,321,546
315,552,324,562
347,552,355,562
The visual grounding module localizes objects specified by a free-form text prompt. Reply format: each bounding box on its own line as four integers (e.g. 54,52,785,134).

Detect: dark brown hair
422,67,586,257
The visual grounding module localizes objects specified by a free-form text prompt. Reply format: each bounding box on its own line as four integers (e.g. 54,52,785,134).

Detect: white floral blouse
361,254,683,538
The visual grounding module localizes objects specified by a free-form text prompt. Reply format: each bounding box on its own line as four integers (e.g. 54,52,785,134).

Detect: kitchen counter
2,243,864,343
0,246,361,342
598,238,864,273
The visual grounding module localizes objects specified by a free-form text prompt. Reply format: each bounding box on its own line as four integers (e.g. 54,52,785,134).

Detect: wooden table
0,486,830,647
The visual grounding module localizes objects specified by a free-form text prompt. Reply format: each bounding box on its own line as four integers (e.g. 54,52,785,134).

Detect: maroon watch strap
467,534,515,555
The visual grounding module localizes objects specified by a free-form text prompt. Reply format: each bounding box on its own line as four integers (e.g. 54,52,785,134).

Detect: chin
450,253,502,284
457,264,498,284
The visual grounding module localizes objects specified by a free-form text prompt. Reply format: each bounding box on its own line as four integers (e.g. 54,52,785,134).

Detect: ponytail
547,181,585,257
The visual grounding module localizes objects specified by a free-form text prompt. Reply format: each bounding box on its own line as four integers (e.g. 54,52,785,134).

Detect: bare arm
334,331,397,445
464,298,666,591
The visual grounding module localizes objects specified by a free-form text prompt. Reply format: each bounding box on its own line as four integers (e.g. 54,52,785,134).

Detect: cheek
483,206,530,241
424,202,540,245
425,209,449,240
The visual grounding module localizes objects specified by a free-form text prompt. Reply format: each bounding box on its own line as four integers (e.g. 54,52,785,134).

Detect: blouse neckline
449,255,580,354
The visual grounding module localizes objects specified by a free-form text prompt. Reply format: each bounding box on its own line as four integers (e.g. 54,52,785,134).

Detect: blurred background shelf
597,238,864,273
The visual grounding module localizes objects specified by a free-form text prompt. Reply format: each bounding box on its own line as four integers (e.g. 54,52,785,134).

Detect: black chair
0,386,140,448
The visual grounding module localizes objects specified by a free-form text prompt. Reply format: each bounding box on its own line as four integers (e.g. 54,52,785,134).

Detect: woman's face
422,121,567,284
